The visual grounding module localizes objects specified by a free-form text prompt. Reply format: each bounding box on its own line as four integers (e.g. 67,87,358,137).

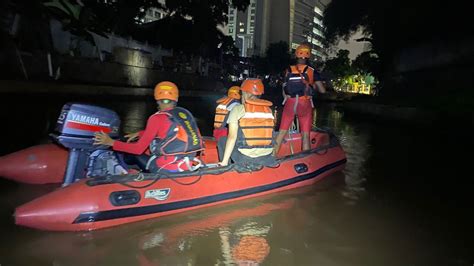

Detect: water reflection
13,191,301,266
315,105,368,204
119,100,152,134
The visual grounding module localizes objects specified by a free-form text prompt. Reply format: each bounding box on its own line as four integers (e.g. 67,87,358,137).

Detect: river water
0,93,473,266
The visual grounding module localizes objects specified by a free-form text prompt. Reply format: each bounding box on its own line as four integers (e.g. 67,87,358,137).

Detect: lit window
313,17,323,26
239,22,244,26
314,6,323,16
312,39,322,46
240,28,245,32
313,28,322,36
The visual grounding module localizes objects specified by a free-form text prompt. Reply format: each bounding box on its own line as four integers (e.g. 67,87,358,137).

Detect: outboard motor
51,103,121,186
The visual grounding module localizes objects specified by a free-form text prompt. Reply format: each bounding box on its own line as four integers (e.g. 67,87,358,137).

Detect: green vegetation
322,49,379,95
3,0,250,58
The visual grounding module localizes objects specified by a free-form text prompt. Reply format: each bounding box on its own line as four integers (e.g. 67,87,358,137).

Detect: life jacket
149,107,204,157
284,65,313,97
237,99,274,149
214,97,240,129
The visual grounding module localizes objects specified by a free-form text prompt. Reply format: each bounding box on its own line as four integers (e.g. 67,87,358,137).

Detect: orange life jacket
214,97,240,129
237,99,274,149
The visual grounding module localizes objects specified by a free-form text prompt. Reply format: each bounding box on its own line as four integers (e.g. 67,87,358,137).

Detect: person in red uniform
94,81,204,173
273,44,326,156
213,86,241,143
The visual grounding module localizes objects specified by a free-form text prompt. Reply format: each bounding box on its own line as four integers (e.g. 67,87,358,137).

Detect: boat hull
0,144,68,184
15,135,346,231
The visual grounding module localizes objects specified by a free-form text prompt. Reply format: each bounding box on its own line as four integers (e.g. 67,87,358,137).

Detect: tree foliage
323,49,352,77
4,0,247,57
323,0,473,71
352,51,380,75
134,0,249,57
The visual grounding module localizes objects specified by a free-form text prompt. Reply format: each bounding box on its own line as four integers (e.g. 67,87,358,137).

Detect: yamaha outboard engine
52,103,121,186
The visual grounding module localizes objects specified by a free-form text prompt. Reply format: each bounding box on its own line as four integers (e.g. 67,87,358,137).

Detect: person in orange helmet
213,86,241,146
218,78,277,168
94,81,204,173
273,43,326,156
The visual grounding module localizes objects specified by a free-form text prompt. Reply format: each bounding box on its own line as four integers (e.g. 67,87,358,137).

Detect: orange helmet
227,86,241,99
240,78,264,96
295,44,311,59
154,81,179,102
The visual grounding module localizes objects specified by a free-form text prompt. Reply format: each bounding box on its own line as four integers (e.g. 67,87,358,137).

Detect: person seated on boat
213,85,241,144
273,43,326,156
94,81,204,173
218,78,278,168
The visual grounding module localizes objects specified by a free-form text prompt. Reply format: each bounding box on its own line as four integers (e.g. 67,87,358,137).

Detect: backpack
284,65,313,97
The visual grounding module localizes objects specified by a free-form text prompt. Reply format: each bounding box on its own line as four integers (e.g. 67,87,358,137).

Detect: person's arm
282,69,289,104
219,122,238,166
124,131,141,142
112,115,164,155
314,81,326,93
218,105,243,166
312,68,326,94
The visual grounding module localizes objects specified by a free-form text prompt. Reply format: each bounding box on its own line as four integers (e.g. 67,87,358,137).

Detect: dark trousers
123,154,166,173
217,137,277,167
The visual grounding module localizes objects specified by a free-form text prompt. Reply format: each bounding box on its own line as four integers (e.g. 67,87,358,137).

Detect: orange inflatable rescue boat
8,103,346,231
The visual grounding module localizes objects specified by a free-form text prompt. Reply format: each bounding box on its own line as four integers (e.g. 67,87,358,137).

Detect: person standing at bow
273,44,326,156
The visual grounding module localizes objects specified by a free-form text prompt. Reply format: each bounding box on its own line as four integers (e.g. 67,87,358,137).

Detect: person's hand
218,160,229,167
94,131,115,146
124,132,140,143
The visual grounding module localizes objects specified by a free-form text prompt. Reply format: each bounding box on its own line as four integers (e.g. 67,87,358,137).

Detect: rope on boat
117,172,164,189
169,174,203,185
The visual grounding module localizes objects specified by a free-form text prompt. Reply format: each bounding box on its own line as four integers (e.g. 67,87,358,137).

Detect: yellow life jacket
237,98,274,148
214,97,240,129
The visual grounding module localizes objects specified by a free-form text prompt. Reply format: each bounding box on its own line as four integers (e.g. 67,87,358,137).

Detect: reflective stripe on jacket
214,97,239,129
237,98,274,149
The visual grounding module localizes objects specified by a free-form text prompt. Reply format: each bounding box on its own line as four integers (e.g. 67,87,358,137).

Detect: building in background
290,1,327,61
225,0,327,61
141,0,166,23
226,0,258,57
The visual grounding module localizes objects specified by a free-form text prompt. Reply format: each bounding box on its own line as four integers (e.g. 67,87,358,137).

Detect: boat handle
294,163,308,173
109,190,141,206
